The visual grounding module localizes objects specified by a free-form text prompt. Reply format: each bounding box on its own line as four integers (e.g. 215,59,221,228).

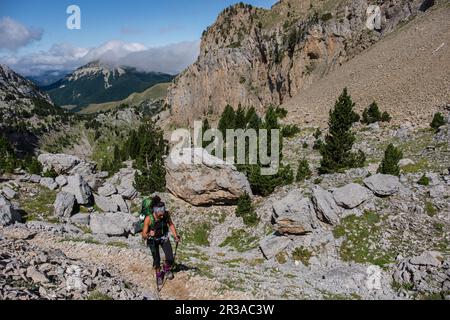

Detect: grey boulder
363,174,401,196
38,153,81,174
0,195,21,226
272,189,317,235
40,177,58,191
333,183,371,209
312,186,341,225
89,212,137,237
62,174,92,205
259,235,291,260
54,192,76,218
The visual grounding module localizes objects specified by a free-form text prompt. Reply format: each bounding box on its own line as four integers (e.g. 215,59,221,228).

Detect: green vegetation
219,229,259,252
296,158,312,182
184,222,211,247
235,192,258,226
106,241,129,249
292,246,313,266
319,88,365,174
19,187,58,222
361,102,391,124
417,174,430,186
86,290,113,300
217,105,295,196
424,201,437,216
333,211,394,267
377,144,403,176
430,112,445,132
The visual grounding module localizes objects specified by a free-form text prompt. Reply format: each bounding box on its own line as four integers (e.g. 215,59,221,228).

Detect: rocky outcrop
38,154,81,175
165,148,252,205
166,0,424,126
393,251,450,295
0,195,21,226
62,175,92,205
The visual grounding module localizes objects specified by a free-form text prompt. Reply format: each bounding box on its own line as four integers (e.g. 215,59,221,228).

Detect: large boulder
93,194,119,213
272,189,317,235
89,212,137,237
70,213,91,225
165,148,252,206
1,186,17,200
312,186,341,225
259,235,291,260
0,195,21,226
98,183,117,197
68,162,104,190
107,165,137,200
333,183,372,209
53,192,76,218
62,174,92,205
38,153,81,174
110,194,129,213
363,174,401,196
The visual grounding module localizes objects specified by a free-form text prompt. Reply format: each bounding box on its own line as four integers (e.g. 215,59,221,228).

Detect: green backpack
138,198,169,236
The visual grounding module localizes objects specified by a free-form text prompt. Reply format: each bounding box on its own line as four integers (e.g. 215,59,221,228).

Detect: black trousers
147,237,174,268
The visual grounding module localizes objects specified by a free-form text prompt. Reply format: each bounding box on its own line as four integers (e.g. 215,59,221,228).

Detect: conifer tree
296,158,312,182
377,144,403,176
235,192,258,226
319,88,364,174
430,112,445,132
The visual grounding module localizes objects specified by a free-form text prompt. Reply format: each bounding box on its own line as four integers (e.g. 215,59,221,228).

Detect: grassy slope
79,82,171,114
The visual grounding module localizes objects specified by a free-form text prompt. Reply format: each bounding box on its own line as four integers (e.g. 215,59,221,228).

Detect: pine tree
319,88,364,174
218,104,236,137
377,144,403,176
362,102,382,124
235,192,258,226
235,104,247,129
245,107,261,130
296,158,312,181
430,112,445,131
0,135,16,173
135,156,166,194
201,118,211,148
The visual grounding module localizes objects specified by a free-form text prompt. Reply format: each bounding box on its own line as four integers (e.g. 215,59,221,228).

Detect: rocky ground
1,111,449,300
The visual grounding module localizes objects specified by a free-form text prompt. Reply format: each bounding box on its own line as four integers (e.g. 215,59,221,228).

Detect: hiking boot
156,272,164,287
163,264,174,280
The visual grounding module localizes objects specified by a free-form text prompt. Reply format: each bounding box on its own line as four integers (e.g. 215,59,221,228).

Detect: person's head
153,201,166,218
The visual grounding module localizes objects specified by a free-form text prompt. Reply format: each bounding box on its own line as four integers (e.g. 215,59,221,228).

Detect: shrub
361,102,391,124
282,124,300,138
430,112,445,131
377,144,403,176
296,158,312,182
235,192,258,226
417,174,430,186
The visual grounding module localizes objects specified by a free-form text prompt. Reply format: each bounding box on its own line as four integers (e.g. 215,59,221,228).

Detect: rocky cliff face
166,0,424,126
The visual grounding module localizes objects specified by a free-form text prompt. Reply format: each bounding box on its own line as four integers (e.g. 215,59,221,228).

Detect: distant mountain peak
0,64,52,104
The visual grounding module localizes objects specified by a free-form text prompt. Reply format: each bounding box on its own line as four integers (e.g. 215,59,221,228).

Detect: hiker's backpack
138,199,169,236
138,198,153,230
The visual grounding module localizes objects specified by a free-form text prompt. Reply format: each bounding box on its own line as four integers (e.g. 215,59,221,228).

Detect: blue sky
0,0,276,76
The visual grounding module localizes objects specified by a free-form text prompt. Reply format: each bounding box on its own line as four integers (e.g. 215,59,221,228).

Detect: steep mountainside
166,0,428,126
283,3,450,127
0,65,76,154
44,61,174,110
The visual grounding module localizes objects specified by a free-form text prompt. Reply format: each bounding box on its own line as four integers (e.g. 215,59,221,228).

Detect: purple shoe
163,264,174,280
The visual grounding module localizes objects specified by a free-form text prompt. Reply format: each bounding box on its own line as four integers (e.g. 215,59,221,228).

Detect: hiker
141,195,180,287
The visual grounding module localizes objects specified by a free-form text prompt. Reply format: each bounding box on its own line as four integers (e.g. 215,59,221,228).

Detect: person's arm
142,216,155,239
168,214,180,242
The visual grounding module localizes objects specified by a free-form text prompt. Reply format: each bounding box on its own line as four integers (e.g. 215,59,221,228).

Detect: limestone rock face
312,186,341,225
53,192,76,218
166,0,422,126
89,212,137,237
165,148,252,206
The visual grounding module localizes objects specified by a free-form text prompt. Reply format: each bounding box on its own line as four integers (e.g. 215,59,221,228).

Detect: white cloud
0,17,43,51
0,39,200,78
